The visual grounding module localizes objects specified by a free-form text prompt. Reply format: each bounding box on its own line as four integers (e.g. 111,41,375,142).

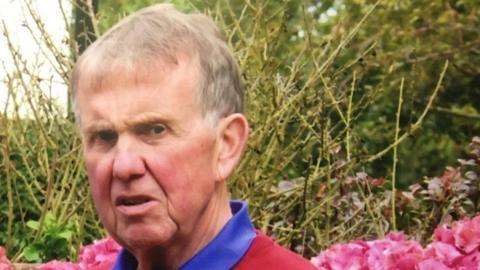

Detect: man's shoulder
233,230,317,270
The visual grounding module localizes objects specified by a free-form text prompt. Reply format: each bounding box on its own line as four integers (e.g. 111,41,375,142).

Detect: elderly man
71,4,316,270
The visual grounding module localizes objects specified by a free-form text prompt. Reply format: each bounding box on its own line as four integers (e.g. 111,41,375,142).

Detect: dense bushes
0,0,478,263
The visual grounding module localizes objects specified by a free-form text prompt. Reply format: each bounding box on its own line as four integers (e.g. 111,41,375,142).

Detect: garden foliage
0,0,479,263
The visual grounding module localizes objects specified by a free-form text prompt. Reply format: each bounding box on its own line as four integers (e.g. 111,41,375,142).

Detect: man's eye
96,130,118,142
136,124,166,138
148,124,165,135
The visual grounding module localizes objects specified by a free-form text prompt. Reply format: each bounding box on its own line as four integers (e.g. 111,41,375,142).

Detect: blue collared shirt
111,200,256,270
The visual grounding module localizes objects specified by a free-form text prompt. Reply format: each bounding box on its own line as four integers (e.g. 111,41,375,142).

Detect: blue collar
112,200,256,270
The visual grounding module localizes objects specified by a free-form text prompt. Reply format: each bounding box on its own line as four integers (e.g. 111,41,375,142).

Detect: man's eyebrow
83,122,115,136
124,113,173,127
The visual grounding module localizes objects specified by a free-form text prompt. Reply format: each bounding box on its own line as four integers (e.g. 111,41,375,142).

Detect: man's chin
116,223,178,250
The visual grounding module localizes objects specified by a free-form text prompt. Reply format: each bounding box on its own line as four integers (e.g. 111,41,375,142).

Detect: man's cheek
88,171,115,227
149,157,180,184
87,165,111,203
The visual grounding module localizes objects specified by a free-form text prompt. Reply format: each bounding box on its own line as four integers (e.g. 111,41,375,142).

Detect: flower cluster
311,216,480,269
39,237,121,270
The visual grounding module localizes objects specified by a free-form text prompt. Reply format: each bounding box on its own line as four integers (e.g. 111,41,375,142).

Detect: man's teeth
122,198,149,205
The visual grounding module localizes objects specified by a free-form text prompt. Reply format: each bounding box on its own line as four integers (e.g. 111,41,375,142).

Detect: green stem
391,78,404,231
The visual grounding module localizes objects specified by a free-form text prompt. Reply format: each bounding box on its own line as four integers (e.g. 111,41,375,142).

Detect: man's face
76,56,220,251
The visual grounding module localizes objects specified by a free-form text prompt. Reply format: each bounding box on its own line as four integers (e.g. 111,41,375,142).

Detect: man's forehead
77,58,175,95
76,53,203,124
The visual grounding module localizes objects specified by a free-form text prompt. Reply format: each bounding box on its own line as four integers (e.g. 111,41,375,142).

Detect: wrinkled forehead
72,47,204,126
76,53,181,96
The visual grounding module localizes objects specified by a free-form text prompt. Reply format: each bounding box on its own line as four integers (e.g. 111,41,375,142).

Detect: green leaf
44,212,56,227
23,245,41,263
58,230,73,240
26,220,40,231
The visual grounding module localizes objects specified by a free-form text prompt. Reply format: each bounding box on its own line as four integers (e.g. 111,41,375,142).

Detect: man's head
71,4,249,269
71,4,244,125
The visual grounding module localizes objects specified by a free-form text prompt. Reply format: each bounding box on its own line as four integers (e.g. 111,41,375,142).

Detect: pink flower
416,258,453,270
310,233,425,270
78,237,121,270
0,247,12,270
434,226,455,245
385,232,405,242
452,216,480,254
311,215,480,269
459,251,480,270
366,232,424,270
37,237,121,270
310,241,368,270
424,242,462,266
40,260,80,270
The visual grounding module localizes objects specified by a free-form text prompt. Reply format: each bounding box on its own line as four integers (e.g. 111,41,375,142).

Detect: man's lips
114,195,158,216
115,195,153,206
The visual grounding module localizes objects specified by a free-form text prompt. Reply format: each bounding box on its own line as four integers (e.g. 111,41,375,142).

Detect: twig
1,21,56,147
316,0,381,76
2,143,14,251
34,153,57,242
366,60,449,162
391,77,404,231
346,71,356,161
433,106,480,120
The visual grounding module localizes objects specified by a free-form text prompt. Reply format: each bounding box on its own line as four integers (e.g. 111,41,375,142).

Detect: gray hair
71,4,244,125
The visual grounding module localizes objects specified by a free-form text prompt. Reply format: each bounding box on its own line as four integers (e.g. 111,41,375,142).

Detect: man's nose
112,139,146,181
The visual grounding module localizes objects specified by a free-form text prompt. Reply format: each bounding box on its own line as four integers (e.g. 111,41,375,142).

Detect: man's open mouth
116,196,151,206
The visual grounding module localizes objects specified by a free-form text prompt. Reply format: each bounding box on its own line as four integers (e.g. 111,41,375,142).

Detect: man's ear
215,113,249,182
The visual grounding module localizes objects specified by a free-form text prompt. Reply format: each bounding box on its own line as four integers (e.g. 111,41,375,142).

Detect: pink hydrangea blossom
416,258,453,270
459,251,480,270
424,242,462,266
367,232,424,270
40,260,80,270
434,226,455,245
452,216,480,254
78,237,121,270
311,241,368,270
0,238,121,270
37,237,121,270
0,247,12,270
311,232,424,270
311,215,480,270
